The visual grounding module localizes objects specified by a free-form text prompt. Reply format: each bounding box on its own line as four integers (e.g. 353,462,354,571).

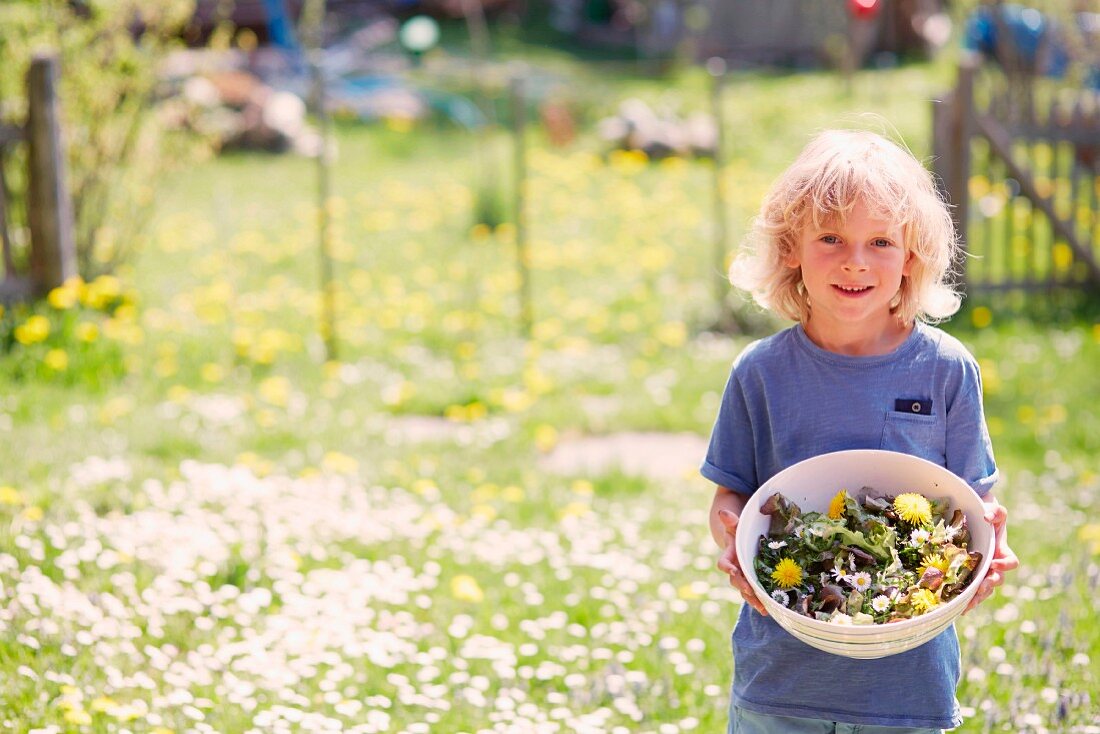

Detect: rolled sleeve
701,366,758,496
945,360,999,497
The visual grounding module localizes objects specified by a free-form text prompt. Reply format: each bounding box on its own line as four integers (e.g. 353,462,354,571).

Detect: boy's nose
842,248,869,271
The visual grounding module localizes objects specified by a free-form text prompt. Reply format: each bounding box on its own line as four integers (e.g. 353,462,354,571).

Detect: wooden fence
932,51,1100,296
0,53,77,304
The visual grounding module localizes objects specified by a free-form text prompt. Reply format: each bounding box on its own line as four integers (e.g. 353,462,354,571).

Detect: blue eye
821,235,840,245
872,238,894,248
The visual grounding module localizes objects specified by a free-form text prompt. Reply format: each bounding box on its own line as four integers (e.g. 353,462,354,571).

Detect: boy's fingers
984,503,1008,528
744,593,768,616
966,569,1006,611
717,509,739,532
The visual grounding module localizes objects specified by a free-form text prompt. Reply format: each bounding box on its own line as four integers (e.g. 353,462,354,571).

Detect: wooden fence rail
0,52,77,304
932,52,1100,296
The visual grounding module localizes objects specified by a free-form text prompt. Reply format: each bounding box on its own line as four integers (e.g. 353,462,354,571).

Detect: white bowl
735,449,995,659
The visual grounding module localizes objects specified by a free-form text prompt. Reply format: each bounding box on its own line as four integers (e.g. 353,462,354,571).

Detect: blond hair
730,129,961,324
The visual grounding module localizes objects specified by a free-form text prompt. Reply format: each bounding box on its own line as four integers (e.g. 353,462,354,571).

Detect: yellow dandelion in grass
451,574,484,603
534,423,559,452
1078,523,1100,555
771,558,803,589
321,451,359,476
258,376,291,407
44,349,68,371
63,709,92,725
14,315,50,345
75,322,99,343
894,492,932,525
828,490,848,520
48,282,79,310
910,588,940,614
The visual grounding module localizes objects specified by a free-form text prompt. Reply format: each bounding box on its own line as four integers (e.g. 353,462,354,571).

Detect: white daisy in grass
849,571,872,592
770,590,790,606
768,540,787,550
909,528,931,547
872,595,892,613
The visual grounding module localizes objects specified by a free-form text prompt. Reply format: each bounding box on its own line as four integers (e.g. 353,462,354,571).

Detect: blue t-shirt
701,322,998,729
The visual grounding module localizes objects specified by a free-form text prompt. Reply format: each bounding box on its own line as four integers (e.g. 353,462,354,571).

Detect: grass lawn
0,46,1098,733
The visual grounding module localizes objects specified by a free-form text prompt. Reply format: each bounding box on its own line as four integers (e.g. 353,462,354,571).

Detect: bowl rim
736,449,995,639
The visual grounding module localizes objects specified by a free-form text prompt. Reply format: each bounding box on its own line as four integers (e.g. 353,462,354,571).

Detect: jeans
730,705,944,734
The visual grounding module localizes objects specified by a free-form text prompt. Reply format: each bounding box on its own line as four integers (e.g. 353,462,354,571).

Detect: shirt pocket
880,411,945,465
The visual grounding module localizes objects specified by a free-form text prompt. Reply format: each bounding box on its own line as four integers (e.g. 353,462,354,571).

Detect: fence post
510,75,532,339
26,53,76,295
946,53,977,285
707,57,729,316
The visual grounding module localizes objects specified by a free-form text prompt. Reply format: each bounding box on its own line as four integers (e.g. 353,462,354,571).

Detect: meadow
0,53,1098,733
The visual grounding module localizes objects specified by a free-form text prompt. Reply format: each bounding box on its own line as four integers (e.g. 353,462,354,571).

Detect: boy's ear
901,248,914,276
784,247,801,269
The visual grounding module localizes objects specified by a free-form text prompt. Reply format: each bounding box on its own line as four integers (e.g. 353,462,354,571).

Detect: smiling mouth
833,285,873,294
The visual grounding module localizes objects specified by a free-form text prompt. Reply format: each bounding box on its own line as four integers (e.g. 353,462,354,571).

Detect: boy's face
786,199,912,339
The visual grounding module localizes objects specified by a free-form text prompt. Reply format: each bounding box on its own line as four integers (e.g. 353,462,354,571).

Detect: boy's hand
965,500,1019,613
716,509,768,616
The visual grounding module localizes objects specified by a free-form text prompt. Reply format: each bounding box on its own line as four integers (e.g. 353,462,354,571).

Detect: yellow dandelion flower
258,375,291,407
559,501,590,519
200,363,225,383
63,710,92,725
828,490,848,520
14,315,50,345
0,486,23,505
894,492,932,525
771,558,803,589
44,349,69,371
909,588,940,614
75,322,99,343
918,553,950,578
321,451,359,475
451,574,484,603
48,283,78,310
534,423,558,452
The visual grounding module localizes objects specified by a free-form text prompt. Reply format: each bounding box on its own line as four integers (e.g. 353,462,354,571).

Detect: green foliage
0,0,199,277
0,275,133,387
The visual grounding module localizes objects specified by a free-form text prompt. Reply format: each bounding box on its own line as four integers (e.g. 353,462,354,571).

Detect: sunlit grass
0,56,1097,732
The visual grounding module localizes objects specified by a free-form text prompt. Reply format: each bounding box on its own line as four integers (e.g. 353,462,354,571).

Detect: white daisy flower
768,540,787,550
831,566,848,583
910,528,931,546
872,595,892,613
794,527,805,539
770,590,789,606
850,571,872,592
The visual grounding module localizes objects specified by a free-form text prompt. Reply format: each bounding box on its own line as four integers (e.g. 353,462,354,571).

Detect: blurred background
0,0,1098,731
